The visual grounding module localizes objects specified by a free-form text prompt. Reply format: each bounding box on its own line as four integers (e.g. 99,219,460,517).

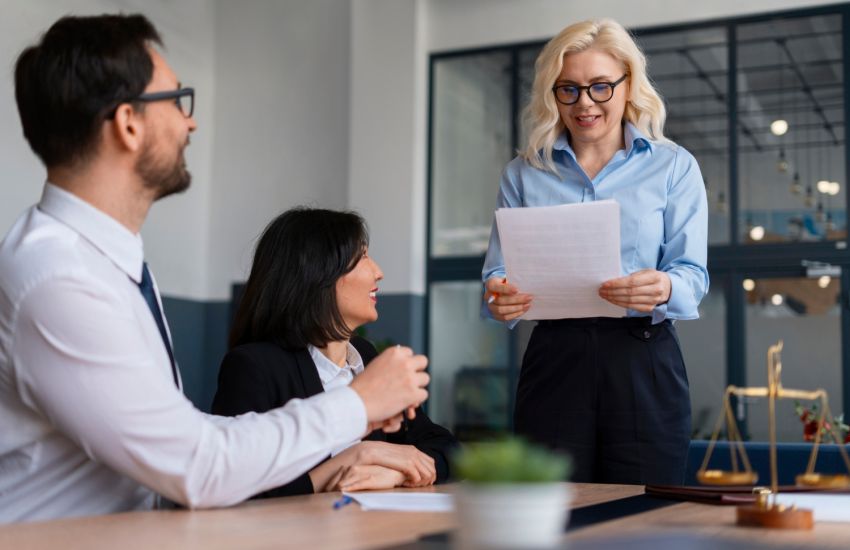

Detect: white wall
424,0,841,52
207,0,352,300
348,0,428,294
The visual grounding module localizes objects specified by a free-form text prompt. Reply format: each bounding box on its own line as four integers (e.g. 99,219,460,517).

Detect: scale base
736,504,814,530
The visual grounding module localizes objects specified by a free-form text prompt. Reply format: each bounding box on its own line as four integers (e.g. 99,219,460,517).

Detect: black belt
538,316,662,328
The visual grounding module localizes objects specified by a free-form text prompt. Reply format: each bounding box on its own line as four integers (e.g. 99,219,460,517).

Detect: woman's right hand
485,277,532,321
352,441,436,486
329,464,406,492
310,441,435,492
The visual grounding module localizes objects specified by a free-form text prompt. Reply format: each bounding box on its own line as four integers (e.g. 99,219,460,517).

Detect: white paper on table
774,493,850,522
495,200,625,320
342,492,454,512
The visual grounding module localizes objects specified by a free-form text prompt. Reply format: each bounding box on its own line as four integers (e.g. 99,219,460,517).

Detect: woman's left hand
598,269,671,312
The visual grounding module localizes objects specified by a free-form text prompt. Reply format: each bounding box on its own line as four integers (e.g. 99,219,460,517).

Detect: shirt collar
553,121,654,157
623,122,653,155
308,342,365,386
37,183,145,283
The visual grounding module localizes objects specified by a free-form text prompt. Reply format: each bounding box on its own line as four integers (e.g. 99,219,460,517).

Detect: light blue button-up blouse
482,123,709,325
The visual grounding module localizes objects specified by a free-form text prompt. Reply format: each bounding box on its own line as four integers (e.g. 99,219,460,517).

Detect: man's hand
349,346,428,429
598,269,671,312
485,277,532,321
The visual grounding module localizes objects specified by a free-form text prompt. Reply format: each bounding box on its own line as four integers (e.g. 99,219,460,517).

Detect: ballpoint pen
487,277,507,304
332,495,353,510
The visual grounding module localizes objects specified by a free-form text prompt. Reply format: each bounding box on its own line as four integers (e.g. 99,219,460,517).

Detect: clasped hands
310,441,436,493
485,268,671,321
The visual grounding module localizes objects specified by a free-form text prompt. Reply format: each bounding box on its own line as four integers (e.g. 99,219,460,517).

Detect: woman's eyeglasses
551,75,627,106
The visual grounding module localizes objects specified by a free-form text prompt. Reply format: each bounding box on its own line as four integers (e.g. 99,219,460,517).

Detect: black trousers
514,317,691,485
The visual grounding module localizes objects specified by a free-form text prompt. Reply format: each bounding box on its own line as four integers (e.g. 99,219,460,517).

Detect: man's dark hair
229,208,370,350
14,14,162,168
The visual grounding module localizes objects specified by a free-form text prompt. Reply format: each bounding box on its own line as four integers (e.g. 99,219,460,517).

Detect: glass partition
429,281,511,438
737,15,846,244
431,52,514,257
676,285,728,439
638,26,731,245
427,5,850,440
743,273,842,441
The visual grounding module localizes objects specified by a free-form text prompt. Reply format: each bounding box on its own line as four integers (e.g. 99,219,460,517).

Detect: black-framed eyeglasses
108,87,195,118
551,75,627,106
134,87,195,117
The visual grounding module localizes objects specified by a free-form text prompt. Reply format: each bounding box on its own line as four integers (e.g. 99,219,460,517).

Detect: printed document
343,491,454,512
495,200,624,320
775,494,850,522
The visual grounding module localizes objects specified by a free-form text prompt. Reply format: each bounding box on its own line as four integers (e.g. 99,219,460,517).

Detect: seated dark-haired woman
212,207,457,496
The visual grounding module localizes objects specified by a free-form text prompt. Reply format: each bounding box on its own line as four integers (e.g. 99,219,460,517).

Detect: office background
0,0,844,441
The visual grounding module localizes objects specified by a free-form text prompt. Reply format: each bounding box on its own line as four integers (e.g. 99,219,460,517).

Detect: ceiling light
716,191,727,214
790,172,802,195
829,181,840,196
818,276,831,289
743,279,756,291
770,119,789,136
817,180,831,194
771,294,783,306
776,149,788,173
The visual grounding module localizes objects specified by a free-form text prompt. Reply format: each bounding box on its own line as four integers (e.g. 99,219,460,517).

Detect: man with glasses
0,14,430,522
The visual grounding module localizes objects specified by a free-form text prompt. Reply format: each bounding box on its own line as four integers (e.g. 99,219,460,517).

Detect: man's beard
136,138,192,200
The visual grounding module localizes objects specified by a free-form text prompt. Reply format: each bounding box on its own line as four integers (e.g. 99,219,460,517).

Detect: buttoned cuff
655,271,698,323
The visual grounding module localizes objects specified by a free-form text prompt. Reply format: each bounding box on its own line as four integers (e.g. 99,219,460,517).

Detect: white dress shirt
308,343,365,456
0,184,368,523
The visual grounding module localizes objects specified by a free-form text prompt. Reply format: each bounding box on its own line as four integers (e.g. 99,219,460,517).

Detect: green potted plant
452,437,573,548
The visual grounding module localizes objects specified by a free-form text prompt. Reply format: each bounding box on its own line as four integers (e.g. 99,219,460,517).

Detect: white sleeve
12,276,367,508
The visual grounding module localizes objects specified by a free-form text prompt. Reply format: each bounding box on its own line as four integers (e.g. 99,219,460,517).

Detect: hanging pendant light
815,201,826,223
776,148,789,173
790,172,802,195
716,191,727,214
805,183,815,207
770,119,789,136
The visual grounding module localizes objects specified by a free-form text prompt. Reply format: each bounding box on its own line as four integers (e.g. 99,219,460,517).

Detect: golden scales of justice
696,341,850,529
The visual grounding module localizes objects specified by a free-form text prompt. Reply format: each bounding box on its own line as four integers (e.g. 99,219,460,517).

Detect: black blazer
211,336,458,498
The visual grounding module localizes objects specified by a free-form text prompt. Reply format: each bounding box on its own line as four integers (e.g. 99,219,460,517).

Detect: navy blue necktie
137,262,179,388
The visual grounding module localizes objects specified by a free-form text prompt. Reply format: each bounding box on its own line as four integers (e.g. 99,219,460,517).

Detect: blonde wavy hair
522,19,667,173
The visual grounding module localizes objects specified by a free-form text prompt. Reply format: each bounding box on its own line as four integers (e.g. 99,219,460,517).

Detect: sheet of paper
495,200,624,320
774,493,850,522
343,491,454,512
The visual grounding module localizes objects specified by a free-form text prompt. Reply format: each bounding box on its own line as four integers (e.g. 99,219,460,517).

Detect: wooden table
0,484,847,549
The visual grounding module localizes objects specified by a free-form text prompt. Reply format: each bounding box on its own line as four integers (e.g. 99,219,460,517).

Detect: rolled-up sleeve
481,162,524,326
652,146,710,323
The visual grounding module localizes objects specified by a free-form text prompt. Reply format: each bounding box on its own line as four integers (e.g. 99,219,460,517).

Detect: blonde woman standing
482,19,708,485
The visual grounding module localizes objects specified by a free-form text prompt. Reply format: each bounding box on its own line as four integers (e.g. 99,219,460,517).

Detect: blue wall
162,297,230,412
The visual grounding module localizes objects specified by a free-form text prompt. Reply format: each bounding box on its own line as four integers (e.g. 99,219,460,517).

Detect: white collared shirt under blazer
308,343,365,456
0,183,368,523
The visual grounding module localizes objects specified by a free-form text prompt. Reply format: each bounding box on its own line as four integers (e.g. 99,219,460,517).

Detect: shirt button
643,330,651,340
